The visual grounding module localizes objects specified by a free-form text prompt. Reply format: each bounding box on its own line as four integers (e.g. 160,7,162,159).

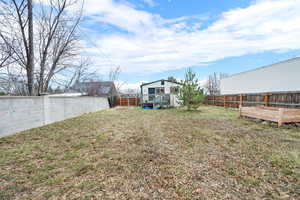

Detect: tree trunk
27,0,34,95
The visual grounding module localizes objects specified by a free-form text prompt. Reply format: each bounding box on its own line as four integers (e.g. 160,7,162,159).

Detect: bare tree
0,0,35,95
109,66,121,82
0,39,13,68
204,72,228,96
66,58,94,90
0,67,28,95
52,57,99,93
35,0,83,95
108,65,123,93
0,0,83,95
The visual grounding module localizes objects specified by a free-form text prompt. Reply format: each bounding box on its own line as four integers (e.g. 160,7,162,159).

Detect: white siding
220,57,300,95
141,80,181,107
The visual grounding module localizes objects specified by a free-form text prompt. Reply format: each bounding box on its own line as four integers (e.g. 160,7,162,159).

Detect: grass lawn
0,106,299,199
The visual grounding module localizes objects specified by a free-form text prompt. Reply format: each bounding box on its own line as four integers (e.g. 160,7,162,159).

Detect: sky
79,0,300,91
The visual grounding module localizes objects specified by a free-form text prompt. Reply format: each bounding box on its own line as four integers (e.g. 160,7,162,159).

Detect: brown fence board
204,92,300,109
116,97,140,106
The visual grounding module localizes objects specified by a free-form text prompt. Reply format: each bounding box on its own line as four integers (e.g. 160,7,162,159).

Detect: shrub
178,68,205,110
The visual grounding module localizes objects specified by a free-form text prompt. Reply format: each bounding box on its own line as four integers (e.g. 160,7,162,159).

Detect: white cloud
81,0,300,75
82,0,161,34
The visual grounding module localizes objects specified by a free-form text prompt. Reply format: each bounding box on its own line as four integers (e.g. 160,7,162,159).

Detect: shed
140,79,182,108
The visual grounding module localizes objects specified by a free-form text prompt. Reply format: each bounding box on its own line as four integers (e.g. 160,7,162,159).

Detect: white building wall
220,57,300,95
170,95,181,107
141,81,181,107
0,96,109,137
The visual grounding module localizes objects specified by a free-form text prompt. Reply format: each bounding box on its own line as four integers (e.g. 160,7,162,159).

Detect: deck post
238,105,242,118
278,108,284,127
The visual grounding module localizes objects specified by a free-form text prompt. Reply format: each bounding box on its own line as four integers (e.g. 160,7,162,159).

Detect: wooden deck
238,106,300,126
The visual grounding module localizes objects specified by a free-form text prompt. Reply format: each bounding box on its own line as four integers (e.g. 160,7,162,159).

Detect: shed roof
140,79,182,87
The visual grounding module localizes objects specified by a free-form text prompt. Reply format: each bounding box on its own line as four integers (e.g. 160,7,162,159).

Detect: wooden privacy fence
204,92,300,109
116,97,140,106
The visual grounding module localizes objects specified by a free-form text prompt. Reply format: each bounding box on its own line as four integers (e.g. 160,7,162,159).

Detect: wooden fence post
224,96,227,108
264,94,267,107
239,94,243,108
263,94,271,107
127,98,130,106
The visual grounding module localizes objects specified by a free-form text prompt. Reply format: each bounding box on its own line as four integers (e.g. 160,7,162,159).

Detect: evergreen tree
178,68,204,110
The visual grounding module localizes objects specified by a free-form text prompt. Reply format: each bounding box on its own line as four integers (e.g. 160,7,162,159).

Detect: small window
148,88,155,94
161,80,165,85
156,87,165,95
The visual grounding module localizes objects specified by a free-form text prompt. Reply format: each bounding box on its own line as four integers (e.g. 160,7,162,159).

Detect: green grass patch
63,151,79,160
46,176,65,185
71,141,90,150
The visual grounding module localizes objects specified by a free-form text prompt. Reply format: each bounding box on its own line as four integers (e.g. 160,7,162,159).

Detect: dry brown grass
0,106,299,199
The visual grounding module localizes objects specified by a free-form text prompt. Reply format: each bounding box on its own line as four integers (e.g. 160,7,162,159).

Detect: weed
71,162,93,176
63,151,79,160
78,181,100,191
281,168,294,176
72,141,90,150
242,176,261,187
43,152,57,161
46,176,65,185
227,167,237,176
32,171,51,184
268,153,296,169
96,132,104,139
25,162,37,169
43,191,57,199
